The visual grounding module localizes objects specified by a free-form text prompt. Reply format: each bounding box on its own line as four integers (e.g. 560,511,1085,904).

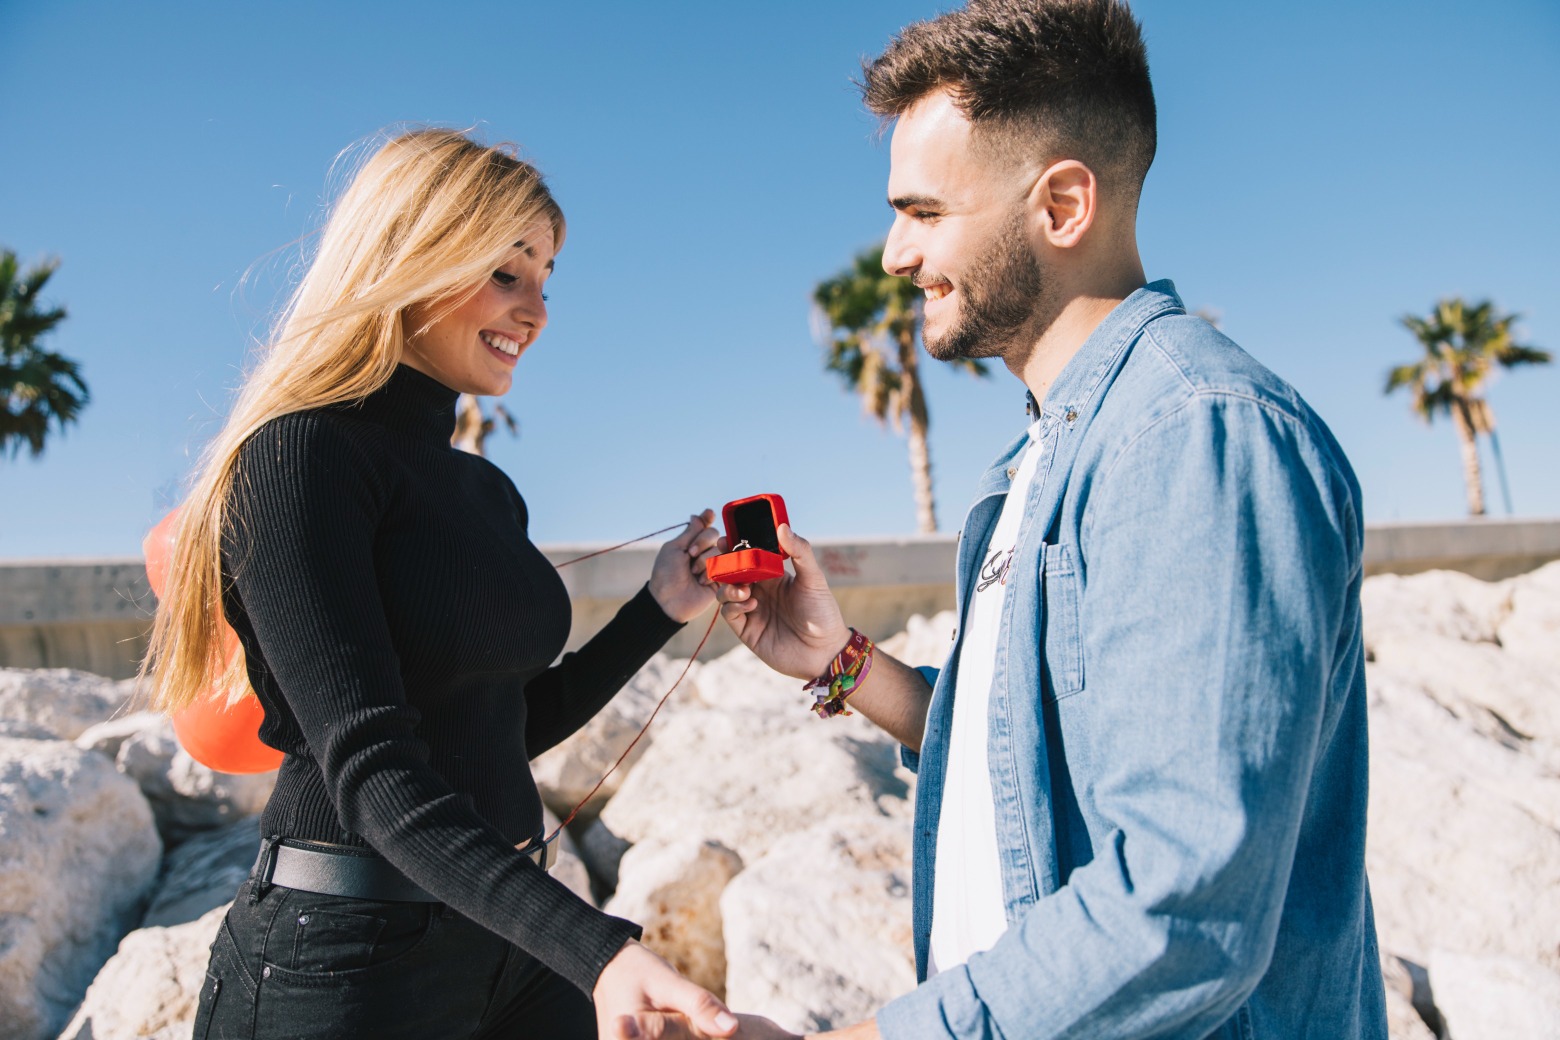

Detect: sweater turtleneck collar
346,364,459,445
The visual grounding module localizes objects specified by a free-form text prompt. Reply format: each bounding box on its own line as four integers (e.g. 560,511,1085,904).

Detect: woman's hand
594,940,738,1040
709,524,850,680
648,510,722,623
612,1011,803,1039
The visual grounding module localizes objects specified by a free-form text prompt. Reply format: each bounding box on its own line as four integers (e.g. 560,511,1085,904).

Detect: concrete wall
4,517,1558,679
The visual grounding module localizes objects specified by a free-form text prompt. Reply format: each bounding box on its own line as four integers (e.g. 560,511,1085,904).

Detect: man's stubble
921,207,1048,366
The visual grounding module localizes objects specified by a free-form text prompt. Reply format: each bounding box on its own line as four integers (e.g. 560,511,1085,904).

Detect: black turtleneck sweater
220,364,679,993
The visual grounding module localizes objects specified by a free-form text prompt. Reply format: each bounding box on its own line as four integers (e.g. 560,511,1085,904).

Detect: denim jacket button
1006,466,1018,479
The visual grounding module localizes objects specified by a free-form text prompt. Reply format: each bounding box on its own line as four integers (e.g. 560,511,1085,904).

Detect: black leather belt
255,835,556,903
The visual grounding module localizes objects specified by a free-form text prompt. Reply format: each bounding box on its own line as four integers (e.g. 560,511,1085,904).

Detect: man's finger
617,1013,702,1040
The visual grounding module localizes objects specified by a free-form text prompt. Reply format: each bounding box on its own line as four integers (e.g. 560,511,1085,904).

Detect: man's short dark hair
863,0,1156,201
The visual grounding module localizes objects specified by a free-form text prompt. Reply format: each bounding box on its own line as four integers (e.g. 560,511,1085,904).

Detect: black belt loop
249,835,281,904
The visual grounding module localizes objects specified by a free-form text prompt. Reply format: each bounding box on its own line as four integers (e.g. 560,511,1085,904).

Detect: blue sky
3,0,1558,557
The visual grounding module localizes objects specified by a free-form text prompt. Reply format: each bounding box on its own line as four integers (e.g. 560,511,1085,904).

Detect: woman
145,128,739,1040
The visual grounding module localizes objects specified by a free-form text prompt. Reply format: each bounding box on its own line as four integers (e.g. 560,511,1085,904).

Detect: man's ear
1027,160,1097,249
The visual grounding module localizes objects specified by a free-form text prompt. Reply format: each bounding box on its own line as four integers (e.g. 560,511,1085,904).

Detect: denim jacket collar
976,280,1185,502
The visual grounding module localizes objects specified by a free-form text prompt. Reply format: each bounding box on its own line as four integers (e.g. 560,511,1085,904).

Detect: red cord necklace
540,524,722,845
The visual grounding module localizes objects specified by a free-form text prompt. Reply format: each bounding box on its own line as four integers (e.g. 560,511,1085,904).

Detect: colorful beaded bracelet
803,628,875,719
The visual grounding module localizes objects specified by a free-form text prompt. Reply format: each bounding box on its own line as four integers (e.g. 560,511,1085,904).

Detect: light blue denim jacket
876,282,1387,1040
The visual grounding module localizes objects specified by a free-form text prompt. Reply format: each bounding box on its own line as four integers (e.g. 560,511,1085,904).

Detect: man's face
883,91,1045,363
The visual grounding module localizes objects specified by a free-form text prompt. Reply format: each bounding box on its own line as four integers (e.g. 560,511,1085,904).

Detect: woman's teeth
481,331,521,356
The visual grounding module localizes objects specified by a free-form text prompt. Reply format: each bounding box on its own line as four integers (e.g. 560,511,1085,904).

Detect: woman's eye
541,293,549,302
493,270,517,286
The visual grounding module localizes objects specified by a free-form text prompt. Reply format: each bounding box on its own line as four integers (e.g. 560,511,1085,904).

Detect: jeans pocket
1040,541,1085,698
254,899,454,1039
264,891,442,978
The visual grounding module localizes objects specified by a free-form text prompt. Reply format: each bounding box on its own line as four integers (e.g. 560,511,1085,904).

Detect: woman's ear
1028,160,1098,250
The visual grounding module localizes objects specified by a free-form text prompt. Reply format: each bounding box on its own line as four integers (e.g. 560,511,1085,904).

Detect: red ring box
707,494,789,584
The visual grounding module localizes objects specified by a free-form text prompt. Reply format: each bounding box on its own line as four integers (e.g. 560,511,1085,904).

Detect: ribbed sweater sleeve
224,412,641,993
524,585,684,757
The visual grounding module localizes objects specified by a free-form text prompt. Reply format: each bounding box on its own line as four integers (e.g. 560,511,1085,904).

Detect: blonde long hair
145,128,564,713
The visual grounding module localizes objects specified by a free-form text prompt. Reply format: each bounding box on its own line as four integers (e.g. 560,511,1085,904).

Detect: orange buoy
144,507,283,775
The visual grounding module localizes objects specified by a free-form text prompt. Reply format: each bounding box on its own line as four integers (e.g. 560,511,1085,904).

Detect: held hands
593,940,740,1040
648,510,722,623
613,1011,803,1039
707,523,849,680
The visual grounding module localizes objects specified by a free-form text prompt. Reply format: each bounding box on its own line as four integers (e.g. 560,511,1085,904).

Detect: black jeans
193,876,594,1039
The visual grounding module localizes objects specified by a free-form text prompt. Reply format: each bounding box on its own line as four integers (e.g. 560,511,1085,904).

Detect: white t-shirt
929,421,1046,976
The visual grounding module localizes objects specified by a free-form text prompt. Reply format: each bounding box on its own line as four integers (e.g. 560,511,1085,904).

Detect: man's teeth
924,284,952,302
481,332,521,356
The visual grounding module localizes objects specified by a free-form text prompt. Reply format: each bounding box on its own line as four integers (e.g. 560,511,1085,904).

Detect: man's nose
882,216,919,278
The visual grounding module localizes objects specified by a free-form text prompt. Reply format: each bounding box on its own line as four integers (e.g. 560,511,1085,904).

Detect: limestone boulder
577,816,632,895
75,710,166,762
56,903,227,1040
1365,667,1560,974
598,705,907,865
721,815,915,1032
1381,954,1443,1040
876,610,957,669
1497,560,1560,670
1428,950,1560,1040
604,838,743,997
1359,570,1510,654
110,717,276,846
685,643,800,717
1368,635,1560,758
531,654,700,825
141,815,261,929
0,735,161,1040
0,668,131,741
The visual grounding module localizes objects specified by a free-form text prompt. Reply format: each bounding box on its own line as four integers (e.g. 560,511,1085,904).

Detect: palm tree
1,249,88,459
814,244,987,533
451,394,518,456
1385,298,1550,516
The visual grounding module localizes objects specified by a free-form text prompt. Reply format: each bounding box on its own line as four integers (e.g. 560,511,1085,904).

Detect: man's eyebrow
889,193,944,212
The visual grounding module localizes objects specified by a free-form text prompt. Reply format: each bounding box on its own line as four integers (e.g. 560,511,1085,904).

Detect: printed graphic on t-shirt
976,547,1015,593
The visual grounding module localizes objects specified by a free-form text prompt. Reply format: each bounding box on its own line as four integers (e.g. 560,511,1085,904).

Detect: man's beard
921,210,1045,363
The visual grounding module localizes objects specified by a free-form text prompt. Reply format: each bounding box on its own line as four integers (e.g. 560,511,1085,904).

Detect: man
626,1,1386,1037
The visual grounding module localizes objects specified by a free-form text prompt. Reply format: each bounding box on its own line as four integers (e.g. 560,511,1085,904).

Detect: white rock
599,706,908,865
1369,634,1560,755
0,735,161,1040
141,815,261,929
0,668,131,741
1365,668,1560,974
1381,954,1442,1040
721,815,915,1032
1429,950,1560,1040
605,839,743,997
531,654,700,824
112,719,276,846
577,817,632,893
1360,570,1510,653
685,644,800,717
56,903,227,1040
1497,560,1560,670
876,610,957,669
75,710,166,762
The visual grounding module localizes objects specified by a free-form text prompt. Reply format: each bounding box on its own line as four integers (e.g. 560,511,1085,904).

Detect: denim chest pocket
1040,542,1085,700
